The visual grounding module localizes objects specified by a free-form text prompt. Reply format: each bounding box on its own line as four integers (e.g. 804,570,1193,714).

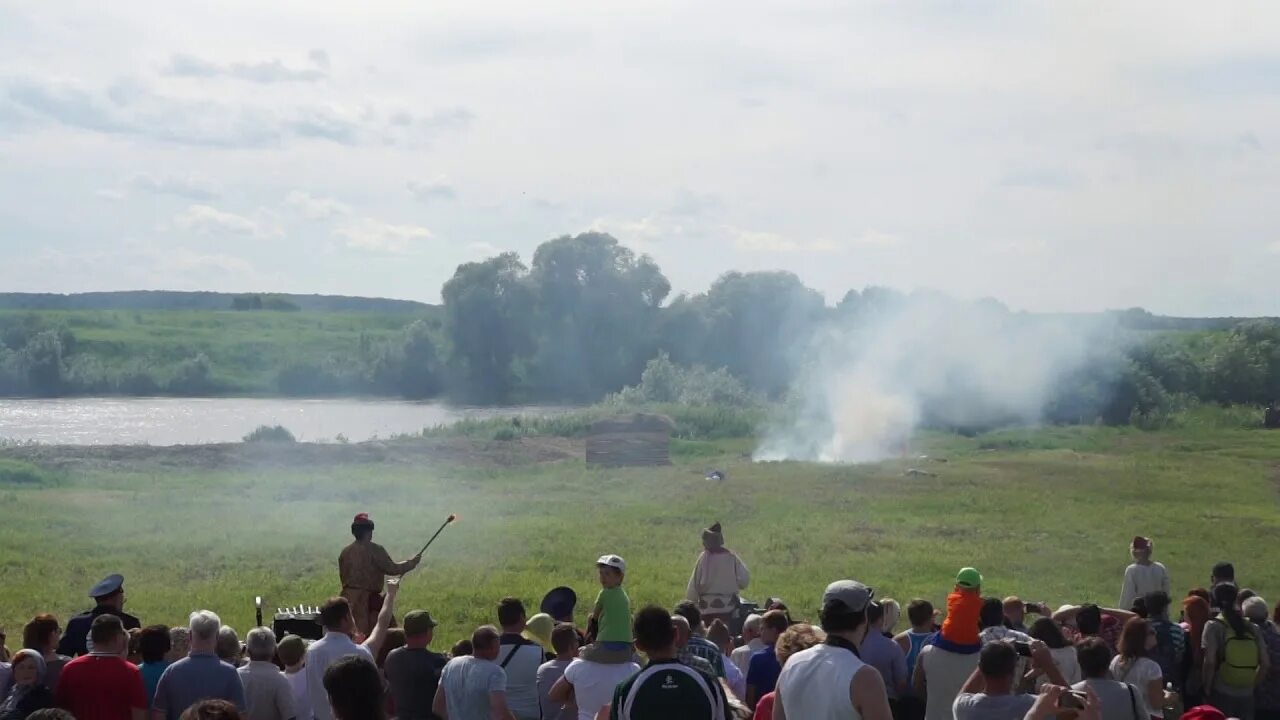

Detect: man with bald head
434,626,514,720
671,616,715,676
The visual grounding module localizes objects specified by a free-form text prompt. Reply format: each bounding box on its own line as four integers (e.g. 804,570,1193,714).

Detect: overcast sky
1,1,1278,315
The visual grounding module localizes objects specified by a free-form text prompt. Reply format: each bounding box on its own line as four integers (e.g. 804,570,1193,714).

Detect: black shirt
56,606,141,657
610,658,729,720
384,646,448,720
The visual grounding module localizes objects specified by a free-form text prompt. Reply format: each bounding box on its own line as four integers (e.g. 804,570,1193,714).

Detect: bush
0,459,54,484
243,425,297,443
606,353,759,408
167,354,217,395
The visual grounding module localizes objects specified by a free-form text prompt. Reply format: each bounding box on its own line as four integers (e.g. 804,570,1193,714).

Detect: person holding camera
953,640,1069,720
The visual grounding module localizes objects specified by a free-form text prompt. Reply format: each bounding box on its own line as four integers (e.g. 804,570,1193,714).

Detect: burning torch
416,513,458,559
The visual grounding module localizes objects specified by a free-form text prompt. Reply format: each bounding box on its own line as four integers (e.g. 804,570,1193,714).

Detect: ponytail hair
1213,583,1251,639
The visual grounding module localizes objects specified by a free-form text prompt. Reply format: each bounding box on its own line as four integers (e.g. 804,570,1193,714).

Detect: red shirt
55,654,148,720
755,691,777,720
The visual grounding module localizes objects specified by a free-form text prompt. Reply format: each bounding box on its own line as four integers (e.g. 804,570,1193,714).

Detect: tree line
3,231,1280,430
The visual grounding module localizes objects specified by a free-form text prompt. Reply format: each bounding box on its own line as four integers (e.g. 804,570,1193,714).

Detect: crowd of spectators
4,533,1275,720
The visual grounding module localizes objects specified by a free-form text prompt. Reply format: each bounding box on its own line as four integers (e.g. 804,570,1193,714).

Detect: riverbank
0,434,582,473
0,397,573,445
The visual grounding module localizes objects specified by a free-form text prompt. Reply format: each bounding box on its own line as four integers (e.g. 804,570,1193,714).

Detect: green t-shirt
595,586,632,643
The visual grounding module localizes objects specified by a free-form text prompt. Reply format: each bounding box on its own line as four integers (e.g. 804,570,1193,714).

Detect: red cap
1132,536,1152,550
1180,707,1226,720
353,513,373,525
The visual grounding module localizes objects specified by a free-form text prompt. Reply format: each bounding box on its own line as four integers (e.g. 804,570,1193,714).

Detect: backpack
1149,622,1184,691
1215,619,1260,689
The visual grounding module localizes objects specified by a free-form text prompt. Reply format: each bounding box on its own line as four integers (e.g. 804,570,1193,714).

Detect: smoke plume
754,295,1113,463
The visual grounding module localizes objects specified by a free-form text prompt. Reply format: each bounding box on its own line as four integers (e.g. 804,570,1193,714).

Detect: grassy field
1,309,426,393
0,423,1277,649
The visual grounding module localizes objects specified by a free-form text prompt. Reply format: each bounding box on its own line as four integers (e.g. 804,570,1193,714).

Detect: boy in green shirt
582,554,634,664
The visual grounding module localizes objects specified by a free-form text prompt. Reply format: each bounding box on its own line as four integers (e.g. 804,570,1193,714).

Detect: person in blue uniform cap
56,574,141,657
540,587,578,623
541,586,588,645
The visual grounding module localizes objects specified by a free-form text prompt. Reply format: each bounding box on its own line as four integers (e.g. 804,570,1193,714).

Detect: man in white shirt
238,628,296,720
306,580,399,720
774,579,893,720
549,656,640,720
276,636,310,720
496,597,545,720
730,614,763,678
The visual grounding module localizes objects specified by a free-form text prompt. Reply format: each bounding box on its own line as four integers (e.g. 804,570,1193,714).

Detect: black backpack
1149,621,1185,691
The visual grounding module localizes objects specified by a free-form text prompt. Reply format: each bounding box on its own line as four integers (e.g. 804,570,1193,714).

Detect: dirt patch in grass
1,436,582,473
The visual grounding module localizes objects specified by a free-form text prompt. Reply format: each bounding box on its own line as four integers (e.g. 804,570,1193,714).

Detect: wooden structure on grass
586,413,674,467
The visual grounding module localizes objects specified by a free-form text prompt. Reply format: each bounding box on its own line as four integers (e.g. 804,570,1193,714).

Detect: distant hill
0,291,432,314
1106,308,1280,332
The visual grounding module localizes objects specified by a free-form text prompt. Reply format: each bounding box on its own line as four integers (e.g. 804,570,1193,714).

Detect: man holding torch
339,513,421,637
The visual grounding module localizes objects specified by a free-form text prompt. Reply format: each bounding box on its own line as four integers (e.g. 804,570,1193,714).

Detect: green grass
423,404,766,441
1,309,425,394
1,423,1279,648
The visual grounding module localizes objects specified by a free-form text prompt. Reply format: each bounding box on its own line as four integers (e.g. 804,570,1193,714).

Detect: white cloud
171,204,277,238
729,228,801,253
165,52,330,83
850,230,902,248
467,241,500,256
128,172,221,200
589,216,679,245
285,190,351,220
407,178,457,204
727,227,902,254
0,75,471,149
334,217,433,254
161,250,256,276
5,3,1280,313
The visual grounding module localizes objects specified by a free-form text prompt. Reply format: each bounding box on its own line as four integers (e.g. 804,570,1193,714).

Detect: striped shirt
610,659,729,720
681,636,726,677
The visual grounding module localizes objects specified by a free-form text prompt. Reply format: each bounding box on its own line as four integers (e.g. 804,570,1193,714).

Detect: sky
1,1,1279,315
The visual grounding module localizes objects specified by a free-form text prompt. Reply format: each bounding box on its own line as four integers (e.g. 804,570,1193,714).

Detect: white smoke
754,295,1112,463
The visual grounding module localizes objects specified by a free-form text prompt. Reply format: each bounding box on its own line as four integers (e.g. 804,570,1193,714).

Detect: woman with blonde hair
753,623,826,720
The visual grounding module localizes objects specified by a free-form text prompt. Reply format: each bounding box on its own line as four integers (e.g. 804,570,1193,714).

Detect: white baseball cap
596,554,626,573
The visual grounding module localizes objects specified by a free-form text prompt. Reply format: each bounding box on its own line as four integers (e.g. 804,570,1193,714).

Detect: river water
0,397,566,446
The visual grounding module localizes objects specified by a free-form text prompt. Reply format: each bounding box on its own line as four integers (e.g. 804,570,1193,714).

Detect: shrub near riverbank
0,459,57,485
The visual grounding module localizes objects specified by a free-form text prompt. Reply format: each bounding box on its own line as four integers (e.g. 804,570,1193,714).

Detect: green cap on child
956,567,983,589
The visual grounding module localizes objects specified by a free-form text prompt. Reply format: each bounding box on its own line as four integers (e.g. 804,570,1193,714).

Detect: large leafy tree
660,271,825,397
527,232,670,400
441,252,535,402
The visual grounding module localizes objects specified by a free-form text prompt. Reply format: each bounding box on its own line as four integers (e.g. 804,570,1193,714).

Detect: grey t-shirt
952,692,1035,720
154,653,247,720
384,647,448,720
536,659,575,720
440,656,507,720
1073,679,1142,720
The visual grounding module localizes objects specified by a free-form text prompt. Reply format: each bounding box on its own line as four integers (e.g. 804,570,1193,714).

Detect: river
0,397,568,446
